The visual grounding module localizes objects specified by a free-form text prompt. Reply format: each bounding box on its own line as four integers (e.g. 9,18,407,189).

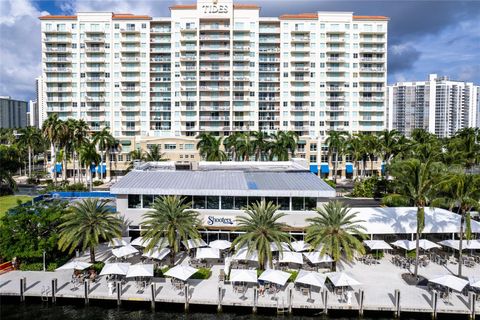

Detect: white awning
294,270,326,288
142,247,170,260
303,251,333,264
182,238,207,249
270,242,291,252
326,272,361,287
258,269,291,286
468,276,480,289
418,239,441,250
99,263,131,276
126,264,154,278
109,237,131,247
208,240,232,250
232,248,259,262
291,240,312,252
278,251,303,264
439,240,480,251
229,269,257,283
112,244,139,258
56,261,92,271
430,274,469,292
131,237,149,247
164,265,198,281
391,240,416,251
364,240,392,250
196,247,220,259
391,239,441,251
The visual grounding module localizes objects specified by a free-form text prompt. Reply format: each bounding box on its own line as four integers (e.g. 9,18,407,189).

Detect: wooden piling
431,290,438,319
252,287,258,314
51,278,57,303
19,278,25,302
469,292,476,320
394,289,401,318
84,280,89,305
359,289,364,317
150,283,155,311
184,284,189,311
288,287,293,314
323,290,328,315
116,281,121,306
217,284,222,313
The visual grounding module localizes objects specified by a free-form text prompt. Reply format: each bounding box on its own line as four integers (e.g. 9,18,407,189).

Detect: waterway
0,300,446,320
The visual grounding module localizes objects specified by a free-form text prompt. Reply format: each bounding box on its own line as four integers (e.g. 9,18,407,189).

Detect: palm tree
17,126,42,178
237,132,255,161
109,139,122,181
92,128,115,181
71,119,89,184
58,198,123,263
305,201,367,271
453,128,480,171
252,131,270,161
145,144,168,162
378,130,402,178
78,140,100,191
127,148,146,172
141,196,201,266
269,131,298,161
384,158,445,277
42,114,64,184
436,172,480,276
223,132,241,161
196,133,226,161
326,131,348,183
232,201,291,269
345,134,364,180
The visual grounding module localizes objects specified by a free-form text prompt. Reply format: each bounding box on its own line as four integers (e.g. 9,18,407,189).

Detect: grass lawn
0,195,33,219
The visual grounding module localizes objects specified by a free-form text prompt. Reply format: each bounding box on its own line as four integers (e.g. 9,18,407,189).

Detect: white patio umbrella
294,270,327,288
112,244,139,258
303,251,334,264
429,274,469,292
209,240,232,250
468,276,480,289
56,261,92,271
126,264,154,278
326,272,361,287
109,237,131,247
291,240,312,252
438,240,480,251
164,265,198,281
391,240,416,251
196,247,221,259
182,238,207,249
142,247,170,261
270,242,291,252
278,251,303,264
258,269,291,286
99,263,131,276
232,248,259,262
418,239,441,250
363,240,393,250
229,269,257,283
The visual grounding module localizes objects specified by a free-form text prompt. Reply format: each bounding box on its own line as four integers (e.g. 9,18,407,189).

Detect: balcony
120,106,140,112
45,67,72,73
45,77,71,83
45,47,71,53
85,47,105,53
326,96,345,101
151,47,171,53
199,76,229,81
180,96,197,101
121,46,140,53
122,86,140,92
199,86,229,91
200,96,229,101
47,96,71,102
86,96,105,102
86,77,105,82
199,35,230,41
232,46,250,51
258,97,279,101
291,107,309,112
44,29,69,34
84,36,105,43
200,106,230,112
87,67,105,73
121,77,141,82
326,56,346,62
121,57,140,62
150,38,171,43
359,96,384,102
199,116,230,121
360,87,384,92
360,47,385,53
360,67,385,72
150,28,171,34
151,87,171,92
120,28,140,34
44,37,71,43
45,57,71,63
86,87,105,92
200,24,229,31
46,87,70,92
259,87,280,92
259,77,280,82
180,56,197,61
199,46,230,51
121,37,141,43
360,57,385,62
151,57,171,62
151,77,171,82
151,96,171,102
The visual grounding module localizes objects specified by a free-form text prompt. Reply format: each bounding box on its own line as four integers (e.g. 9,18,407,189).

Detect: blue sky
0,0,479,101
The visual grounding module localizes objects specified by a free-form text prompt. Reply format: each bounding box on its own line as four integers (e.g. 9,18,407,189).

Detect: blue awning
55,163,62,173
310,164,318,174
90,164,97,173
346,164,353,174
381,164,386,173
96,164,106,174
320,164,329,174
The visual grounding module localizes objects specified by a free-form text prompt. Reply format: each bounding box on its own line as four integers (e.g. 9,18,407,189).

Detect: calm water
0,300,443,320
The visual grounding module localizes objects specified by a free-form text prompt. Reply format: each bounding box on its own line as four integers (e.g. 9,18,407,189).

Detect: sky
0,0,479,101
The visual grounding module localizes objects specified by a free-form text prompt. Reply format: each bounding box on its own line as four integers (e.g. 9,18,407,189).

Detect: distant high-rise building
0,96,28,129
388,74,479,137
35,76,47,128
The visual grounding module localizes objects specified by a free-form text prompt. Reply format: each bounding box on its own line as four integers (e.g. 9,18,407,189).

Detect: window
164,144,176,150
234,197,247,210
128,194,141,208
142,195,154,208
142,23,146,29
114,24,119,29
265,197,277,205
310,143,317,151
248,197,261,206
207,196,219,209
278,197,289,210
193,196,206,209
305,197,316,210
292,197,304,210
221,196,234,209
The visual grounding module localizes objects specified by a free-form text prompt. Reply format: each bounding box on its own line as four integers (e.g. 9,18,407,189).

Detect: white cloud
0,0,49,100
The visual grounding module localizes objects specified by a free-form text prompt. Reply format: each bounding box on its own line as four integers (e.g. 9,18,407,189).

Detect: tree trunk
52,144,57,184
28,146,32,178
63,146,68,181
414,230,420,277
333,153,338,184
170,250,175,266
458,208,465,277
72,151,76,184
89,246,96,263
106,150,111,181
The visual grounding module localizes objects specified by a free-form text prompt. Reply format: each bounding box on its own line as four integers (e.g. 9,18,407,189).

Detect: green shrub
93,181,104,187
406,250,416,259
154,266,170,277
287,270,298,282
350,177,392,198
371,251,384,259
47,262,58,271
381,195,410,207
91,261,105,273
191,267,211,280
19,262,43,271
323,179,336,188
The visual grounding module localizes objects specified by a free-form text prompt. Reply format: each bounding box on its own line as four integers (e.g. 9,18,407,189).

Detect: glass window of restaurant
128,194,141,208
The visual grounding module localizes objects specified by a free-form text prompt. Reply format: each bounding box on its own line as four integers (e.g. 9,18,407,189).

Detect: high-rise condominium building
388,74,479,138
0,96,28,129
39,0,388,143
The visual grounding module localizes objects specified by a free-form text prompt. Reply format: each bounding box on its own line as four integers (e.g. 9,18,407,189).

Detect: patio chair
301,287,309,296
237,286,246,294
